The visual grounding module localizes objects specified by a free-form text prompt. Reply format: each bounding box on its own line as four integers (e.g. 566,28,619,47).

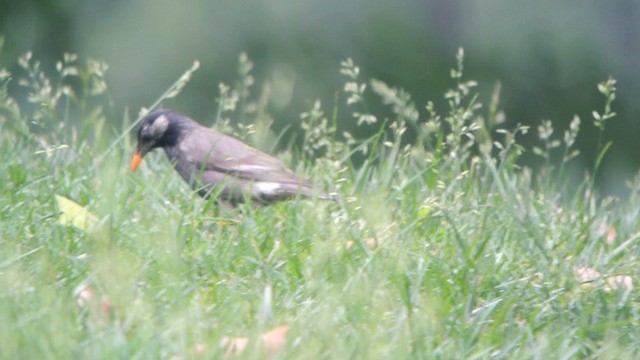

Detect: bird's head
130,109,178,171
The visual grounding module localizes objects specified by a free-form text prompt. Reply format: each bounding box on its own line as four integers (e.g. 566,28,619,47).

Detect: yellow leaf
55,195,98,232
418,206,431,218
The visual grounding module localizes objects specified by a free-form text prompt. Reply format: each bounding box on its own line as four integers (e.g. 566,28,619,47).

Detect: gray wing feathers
174,125,324,203
179,128,304,183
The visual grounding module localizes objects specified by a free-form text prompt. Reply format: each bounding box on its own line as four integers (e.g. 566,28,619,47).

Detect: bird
130,109,338,206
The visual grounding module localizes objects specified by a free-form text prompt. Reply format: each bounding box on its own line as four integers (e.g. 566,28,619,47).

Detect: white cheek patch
148,114,169,137
254,182,282,196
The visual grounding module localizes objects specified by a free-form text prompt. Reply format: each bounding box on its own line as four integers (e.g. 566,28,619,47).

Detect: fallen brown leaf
261,325,289,355
345,237,380,250
606,227,617,245
220,336,249,358
220,325,289,359
74,284,114,315
574,266,601,283
75,284,95,308
574,266,633,292
193,343,208,355
606,275,633,291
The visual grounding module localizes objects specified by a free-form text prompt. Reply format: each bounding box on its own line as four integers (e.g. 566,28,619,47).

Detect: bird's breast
163,146,180,162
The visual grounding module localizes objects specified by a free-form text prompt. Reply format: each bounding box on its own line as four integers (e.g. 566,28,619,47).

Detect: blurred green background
1,0,639,194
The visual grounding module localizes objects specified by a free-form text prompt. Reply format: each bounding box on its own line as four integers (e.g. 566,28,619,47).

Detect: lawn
1,48,638,359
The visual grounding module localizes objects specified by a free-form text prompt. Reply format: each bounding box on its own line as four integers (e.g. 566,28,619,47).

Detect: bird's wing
177,127,311,186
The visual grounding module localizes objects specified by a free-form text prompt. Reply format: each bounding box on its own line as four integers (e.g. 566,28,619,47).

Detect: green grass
1,47,639,359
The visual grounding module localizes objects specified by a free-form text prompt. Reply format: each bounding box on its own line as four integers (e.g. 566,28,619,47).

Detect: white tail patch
254,182,282,196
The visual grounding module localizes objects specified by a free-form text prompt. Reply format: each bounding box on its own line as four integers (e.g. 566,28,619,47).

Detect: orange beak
130,151,143,171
